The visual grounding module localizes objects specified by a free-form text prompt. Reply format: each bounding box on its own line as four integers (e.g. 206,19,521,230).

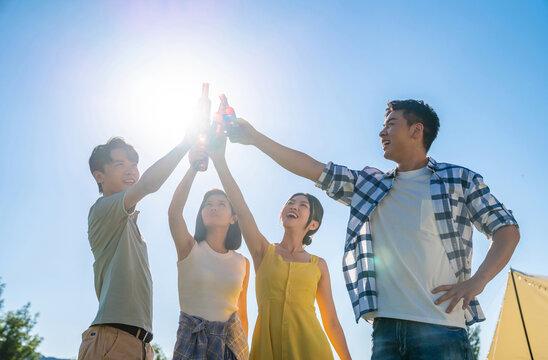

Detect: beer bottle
193,83,211,171
219,94,240,142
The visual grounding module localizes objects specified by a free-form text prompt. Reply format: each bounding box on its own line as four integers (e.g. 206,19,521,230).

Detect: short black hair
194,189,242,250
89,137,139,193
386,100,440,152
284,193,324,246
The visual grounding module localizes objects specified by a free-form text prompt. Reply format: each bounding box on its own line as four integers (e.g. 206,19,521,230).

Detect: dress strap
309,253,319,265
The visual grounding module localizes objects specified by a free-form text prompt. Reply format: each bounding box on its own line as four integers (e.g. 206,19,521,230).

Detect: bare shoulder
316,256,329,274
315,257,333,289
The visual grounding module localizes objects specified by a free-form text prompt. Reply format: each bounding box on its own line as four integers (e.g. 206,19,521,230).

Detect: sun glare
116,58,230,153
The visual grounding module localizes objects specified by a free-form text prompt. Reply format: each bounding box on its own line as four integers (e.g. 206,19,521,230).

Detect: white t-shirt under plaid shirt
315,157,518,325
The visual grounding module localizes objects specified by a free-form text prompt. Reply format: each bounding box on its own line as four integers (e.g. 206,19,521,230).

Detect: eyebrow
208,199,228,204
383,117,397,126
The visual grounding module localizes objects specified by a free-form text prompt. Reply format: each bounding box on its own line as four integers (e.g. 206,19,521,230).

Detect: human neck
101,188,116,197
280,230,305,253
396,152,428,172
205,227,229,254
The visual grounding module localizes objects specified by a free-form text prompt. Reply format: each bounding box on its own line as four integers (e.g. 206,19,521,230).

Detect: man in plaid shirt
232,99,520,359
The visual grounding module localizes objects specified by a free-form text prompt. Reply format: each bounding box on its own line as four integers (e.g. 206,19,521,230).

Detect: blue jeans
371,317,474,360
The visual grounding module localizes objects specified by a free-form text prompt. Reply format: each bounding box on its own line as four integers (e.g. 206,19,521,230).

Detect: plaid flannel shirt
173,311,249,360
315,157,518,325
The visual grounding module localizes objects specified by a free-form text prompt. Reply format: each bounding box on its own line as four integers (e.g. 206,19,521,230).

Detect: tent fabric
488,269,548,359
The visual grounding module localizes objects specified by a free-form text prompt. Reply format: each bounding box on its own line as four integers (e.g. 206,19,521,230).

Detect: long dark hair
284,193,324,246
194,189,242,250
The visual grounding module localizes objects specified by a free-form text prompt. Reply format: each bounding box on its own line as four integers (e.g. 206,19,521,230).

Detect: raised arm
204,139,269,270
232,118,325,182
168,166,198,261
124,131,196,211
316,258,352,360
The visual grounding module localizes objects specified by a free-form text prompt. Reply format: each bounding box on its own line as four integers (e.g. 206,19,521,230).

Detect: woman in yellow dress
203,137,352,360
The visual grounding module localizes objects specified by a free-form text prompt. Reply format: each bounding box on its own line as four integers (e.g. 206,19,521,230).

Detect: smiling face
379,109,424,162
92,148,140,197
201,193,236,228
281,195,313,230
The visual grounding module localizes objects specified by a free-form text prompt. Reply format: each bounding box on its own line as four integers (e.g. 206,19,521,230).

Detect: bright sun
114,56,230,153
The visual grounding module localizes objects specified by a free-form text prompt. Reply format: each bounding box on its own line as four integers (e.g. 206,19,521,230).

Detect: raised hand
189,145,208,167
230,118,258,145
206,131,227,163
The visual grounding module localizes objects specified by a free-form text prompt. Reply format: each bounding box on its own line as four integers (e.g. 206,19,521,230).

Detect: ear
92,170,104,186
230,214,238,225
307,220,319,232
411,122,424,140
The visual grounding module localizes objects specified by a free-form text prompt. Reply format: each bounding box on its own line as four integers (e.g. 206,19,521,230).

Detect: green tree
0,279,43,360
468,324,481,359
152,343,167,360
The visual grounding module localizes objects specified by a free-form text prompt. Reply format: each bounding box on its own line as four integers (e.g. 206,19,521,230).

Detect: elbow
514,226,521,244
168,203,183,220
140,175,161,195
145,182,161,194
322,315,341,333
168,207,178,219
328,318,342,332
493,224,520,247
306,161,325,182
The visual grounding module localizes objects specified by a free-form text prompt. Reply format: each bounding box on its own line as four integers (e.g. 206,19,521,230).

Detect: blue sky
1,1,547,359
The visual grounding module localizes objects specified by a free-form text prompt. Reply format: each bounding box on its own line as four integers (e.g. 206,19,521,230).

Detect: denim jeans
371,317,474,360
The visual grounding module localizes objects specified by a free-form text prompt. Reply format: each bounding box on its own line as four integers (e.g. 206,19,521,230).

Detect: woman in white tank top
168,151,250,360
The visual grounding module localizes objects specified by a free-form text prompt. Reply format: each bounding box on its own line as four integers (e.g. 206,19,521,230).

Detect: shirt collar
384,157,438,179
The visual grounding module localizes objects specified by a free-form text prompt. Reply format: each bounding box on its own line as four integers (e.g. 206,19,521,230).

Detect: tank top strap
266,243,276,258
309,253,319,265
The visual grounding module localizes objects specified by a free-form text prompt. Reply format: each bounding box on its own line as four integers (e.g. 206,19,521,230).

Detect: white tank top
177,240,246,322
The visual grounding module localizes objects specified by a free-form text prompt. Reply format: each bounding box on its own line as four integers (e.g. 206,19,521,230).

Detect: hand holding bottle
219,94,241,142
229,118,259,146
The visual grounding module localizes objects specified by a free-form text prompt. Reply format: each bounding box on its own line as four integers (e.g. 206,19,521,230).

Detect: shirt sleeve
315,161,359,206
465,172,518,238
88,190,133,247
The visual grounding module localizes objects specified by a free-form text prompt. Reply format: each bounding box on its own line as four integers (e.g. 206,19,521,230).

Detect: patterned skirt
173,311,249,360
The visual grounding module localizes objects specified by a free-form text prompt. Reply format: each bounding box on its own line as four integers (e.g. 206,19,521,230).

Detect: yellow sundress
250,243,334,360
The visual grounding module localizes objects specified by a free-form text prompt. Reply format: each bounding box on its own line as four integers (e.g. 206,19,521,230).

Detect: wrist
211,156,227,166
251,130,266,148
471,272,490,288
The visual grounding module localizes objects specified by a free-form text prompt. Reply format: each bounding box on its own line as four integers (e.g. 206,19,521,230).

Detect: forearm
168,167,197,216
211,158,254,223
211,156,266,259
324,320,352,360
473,225,520,287
140,140,191,194
252,131,325,182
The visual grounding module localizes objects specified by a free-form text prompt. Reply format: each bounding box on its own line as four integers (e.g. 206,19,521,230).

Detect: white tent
487,269,548,359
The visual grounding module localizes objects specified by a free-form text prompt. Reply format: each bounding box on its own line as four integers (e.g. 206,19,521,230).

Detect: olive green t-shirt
88,190,153,332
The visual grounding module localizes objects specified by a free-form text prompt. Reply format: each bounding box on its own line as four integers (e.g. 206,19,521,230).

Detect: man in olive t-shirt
79,135,194,360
